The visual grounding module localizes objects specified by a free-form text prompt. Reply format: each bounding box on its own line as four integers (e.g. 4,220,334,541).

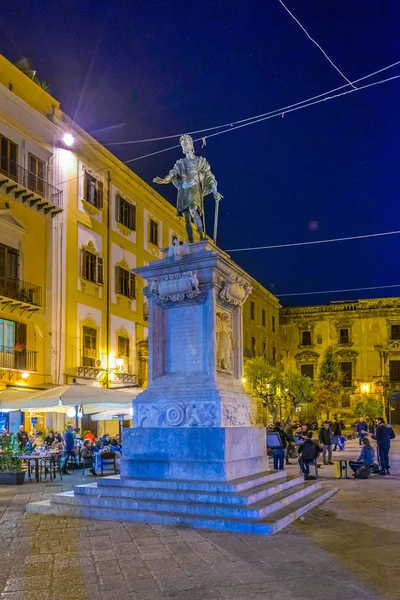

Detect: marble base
121,426,267,481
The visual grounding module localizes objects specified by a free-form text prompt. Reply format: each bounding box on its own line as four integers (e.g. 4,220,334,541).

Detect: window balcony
0,156,63,217
0,275,42,316
0,346,38,375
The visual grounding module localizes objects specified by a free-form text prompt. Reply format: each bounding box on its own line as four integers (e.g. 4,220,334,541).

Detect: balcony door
0,134,18,180
82,326,97,367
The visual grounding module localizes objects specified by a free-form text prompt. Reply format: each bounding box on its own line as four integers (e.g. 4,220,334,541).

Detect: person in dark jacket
372,418,396,475
44,431,55,447
272,422,291,470
349,438,375,475
318,421,333,465
330,418,343,451
17,425,29,448
298,433,322,480
62,425,75,474
356,418,368,446
284,420,295,465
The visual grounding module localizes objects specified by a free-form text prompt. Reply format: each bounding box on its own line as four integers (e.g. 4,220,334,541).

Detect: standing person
318,421,333,465
298,433,322,480
331,418,343,451
17,425,29,449
272,422,291,470
356,417,368,446
372,417,396,475
62,425,75,475
284,419,295,465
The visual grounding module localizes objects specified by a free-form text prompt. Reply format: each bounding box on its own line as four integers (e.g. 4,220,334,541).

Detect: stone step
96,470,286,493
26,487,337,535
74,474,304,506
51,481,320,519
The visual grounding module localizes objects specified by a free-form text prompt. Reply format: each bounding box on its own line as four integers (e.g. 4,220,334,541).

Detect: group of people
271,416,396,480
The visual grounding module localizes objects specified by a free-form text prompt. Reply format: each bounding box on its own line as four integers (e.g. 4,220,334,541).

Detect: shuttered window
301,331,312,346
390,361,400,383
0,134,18,179
391,325,400,340
116,195,136,230
28,153,45,196
339,328,349,344
84,172,103,209
340,362,353,387
82,326,97,367
149,219,159,246
81,250,103,284
0,244,18,279
301,364,314,380
116,267,136,299
117,336,130,358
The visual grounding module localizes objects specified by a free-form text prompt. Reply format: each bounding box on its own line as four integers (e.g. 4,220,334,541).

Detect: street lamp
63,133,74,147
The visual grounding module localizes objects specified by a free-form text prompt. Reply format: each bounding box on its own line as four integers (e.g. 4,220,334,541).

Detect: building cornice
280,297,400,322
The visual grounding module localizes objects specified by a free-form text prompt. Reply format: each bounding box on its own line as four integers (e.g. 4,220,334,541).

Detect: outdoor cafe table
18,452,60,482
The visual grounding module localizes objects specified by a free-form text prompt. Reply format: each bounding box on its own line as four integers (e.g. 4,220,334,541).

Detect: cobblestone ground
0,437,400,600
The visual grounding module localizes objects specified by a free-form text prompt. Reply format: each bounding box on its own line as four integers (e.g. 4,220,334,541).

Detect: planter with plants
0,434,25,485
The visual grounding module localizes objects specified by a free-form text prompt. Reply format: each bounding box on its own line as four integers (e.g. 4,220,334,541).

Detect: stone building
280,298,400,423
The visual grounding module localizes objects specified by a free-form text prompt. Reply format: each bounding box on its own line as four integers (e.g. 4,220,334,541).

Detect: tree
243,357,284,423
283,370,313,420
354,397,383,423
314,346,343,419
243,357,313,424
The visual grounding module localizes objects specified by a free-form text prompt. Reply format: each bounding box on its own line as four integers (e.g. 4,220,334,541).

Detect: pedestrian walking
356,417,368,446
272,422,291,470
372,417,396,475
318,421,333,465
330,418,343,451
284,419,295,464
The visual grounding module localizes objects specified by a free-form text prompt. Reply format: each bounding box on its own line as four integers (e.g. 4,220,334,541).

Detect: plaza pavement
0,436,399,600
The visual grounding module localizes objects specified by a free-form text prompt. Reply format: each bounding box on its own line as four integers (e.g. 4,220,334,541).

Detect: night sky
2,1,400,306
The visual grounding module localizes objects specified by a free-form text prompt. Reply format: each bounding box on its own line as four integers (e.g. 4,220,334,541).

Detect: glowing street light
21,372,29,380
63,133,74,147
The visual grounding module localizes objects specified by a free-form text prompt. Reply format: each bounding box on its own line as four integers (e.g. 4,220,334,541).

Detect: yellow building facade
0,54,190,436
280,298,400,423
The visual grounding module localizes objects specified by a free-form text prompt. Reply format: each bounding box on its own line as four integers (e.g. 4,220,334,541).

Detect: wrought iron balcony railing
0,275,42,308
0,346,38,372
0,156,63,215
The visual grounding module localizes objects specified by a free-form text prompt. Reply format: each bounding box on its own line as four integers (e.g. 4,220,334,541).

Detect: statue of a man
153,134,223,243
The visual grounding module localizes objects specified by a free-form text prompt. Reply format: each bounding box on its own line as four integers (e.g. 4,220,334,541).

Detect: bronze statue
153,134,223,243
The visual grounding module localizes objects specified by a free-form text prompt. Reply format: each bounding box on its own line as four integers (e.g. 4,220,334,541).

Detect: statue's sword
213,196,220,245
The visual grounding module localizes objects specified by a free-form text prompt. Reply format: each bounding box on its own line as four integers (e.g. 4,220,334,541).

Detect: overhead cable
226,230,400,253
104,58,400,147
277,284,400,297
123,73,400,164
278,0,356,89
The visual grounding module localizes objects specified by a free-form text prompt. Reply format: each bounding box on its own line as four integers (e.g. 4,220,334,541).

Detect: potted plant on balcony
13,342,26,353
0,434,25,485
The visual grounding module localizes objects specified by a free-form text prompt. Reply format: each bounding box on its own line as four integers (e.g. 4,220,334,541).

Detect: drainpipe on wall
106,171,111,388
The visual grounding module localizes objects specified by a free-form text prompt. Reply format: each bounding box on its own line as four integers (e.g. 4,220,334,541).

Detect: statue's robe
169,155,217,216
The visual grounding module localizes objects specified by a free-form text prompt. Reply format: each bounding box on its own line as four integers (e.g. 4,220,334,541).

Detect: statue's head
179,134,194,155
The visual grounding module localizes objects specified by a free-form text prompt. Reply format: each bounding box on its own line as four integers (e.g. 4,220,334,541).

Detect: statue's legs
189,207,205,239
183,210,194,243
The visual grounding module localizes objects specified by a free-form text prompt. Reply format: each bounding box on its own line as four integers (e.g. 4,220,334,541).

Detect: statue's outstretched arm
153,173,173,185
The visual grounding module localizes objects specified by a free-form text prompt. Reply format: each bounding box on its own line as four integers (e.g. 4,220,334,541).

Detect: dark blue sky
2,0,399,305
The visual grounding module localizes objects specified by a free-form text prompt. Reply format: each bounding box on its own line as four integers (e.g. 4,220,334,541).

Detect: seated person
349,437,375,475
110,438,122,454
44,431,55,447
24,438,37,454
298,432,321,480
80,439,96,475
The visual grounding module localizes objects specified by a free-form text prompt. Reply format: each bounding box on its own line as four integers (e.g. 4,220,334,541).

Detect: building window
0,244,19,279
389,360,400,383
28,153,45,196
250,301,255,320
262,342,266,356
149,219,159,246
82,326,97,367
262,309,266,327
272,315,276,333
0,134,18,179
0,319,15,353
339,328,349,344
82,249,103,284
84,172,103,209
342,393,351,408
251,336,256,357
117,336,130,372
272,347,276,362
301,330,312,346
116,195,136,230
340,362,353,388
391,325,400,341
300,364,314,380
116,266,136,299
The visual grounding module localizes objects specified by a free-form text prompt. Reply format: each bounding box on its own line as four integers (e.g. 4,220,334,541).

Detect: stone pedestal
122,240,267,481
